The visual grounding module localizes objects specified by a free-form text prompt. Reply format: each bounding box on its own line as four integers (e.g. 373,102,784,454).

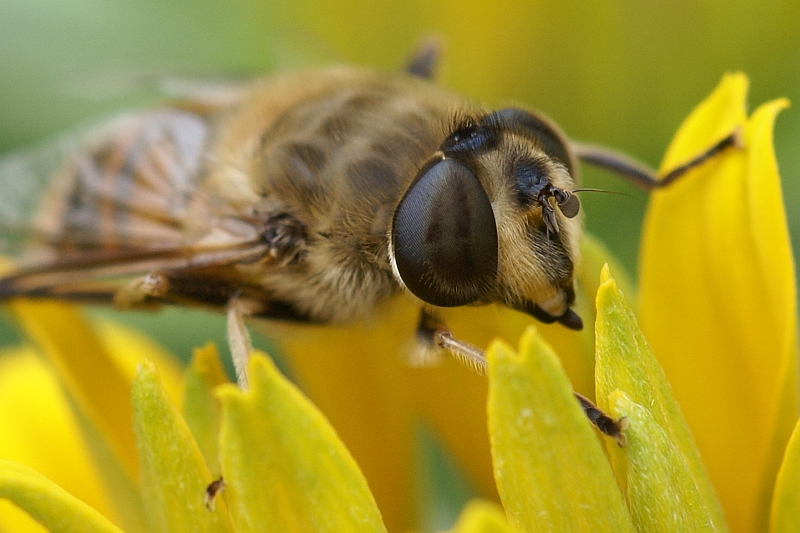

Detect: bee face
390,108,584,329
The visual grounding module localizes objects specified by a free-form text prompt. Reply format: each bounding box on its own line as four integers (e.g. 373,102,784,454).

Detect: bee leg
226,294,258,390
204,476,226,512
112,272,170,307
261,212,307,265
226,295,314,390
111,271,255,389
574,392,628,447
416,310,487,374
417,310,628,446
405,36,442,80
572,129,741,191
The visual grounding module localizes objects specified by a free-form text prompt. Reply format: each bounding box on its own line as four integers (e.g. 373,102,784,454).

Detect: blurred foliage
0,0,798,357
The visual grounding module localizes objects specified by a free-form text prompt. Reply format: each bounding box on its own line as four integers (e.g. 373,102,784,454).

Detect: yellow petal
0,348,118,532
132,359,232,533
658,73,748,173
412,234,633,516
8,302,187,479
270,280,612,530
487,327,634,532
447,500,513,533
217,353,386,533
0,501,47,533
544,232,638,397
770,419,800,533
0,459,123,533
183,343,229,476
8,301,139,478
85,318,186,531
259,302,417,531
639,74,797,531
94,319,185,410
6,303,185,531
595,267,728,531
608,392,727,532
265,298,511,529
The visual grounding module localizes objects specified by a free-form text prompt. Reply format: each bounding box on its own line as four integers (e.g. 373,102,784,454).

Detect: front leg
416,310,489,375
416,309,628,446
571,130,740,191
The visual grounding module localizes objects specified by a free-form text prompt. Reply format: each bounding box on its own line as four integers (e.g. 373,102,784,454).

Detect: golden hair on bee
0,41,739,441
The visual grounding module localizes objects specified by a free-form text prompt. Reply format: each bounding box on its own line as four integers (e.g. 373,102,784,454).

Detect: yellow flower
0,301,518,532
0,301,186,532
0,72,796,533
638,73,798,533
0,282,716,532
0,267,781,532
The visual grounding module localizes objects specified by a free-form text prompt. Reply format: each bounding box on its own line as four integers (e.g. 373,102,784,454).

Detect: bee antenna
572,188,631,198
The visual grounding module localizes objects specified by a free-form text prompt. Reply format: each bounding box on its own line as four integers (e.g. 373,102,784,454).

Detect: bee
0,44,736,442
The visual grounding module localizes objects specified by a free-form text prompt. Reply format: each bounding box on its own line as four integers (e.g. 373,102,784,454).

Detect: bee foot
574,392,628,447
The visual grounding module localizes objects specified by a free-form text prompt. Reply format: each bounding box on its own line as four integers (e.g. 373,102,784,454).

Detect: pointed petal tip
485,337,520,366
753,97,791,122
720,71,749,94
518,324,540,347
214,352,275,400
597,265,623,309
217,350,387,532
599,262,611,283
659,71,751,173
192,342,220,365
710,72,749,115
515,325,557,369
189,343,228,387
699,71,749,122
243,351,280,391
134,359,156,378
247,350,273,369
599,262,621,291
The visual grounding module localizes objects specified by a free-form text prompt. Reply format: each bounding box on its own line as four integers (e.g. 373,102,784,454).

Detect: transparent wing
0,132,81,251
0,100,271,305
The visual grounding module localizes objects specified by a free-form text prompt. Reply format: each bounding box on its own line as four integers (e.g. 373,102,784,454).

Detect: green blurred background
0,0,798,376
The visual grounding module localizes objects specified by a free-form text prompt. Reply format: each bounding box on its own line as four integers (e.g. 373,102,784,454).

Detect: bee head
389,107,584,330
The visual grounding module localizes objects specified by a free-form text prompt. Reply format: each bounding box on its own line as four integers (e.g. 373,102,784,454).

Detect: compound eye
391,158,498,307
